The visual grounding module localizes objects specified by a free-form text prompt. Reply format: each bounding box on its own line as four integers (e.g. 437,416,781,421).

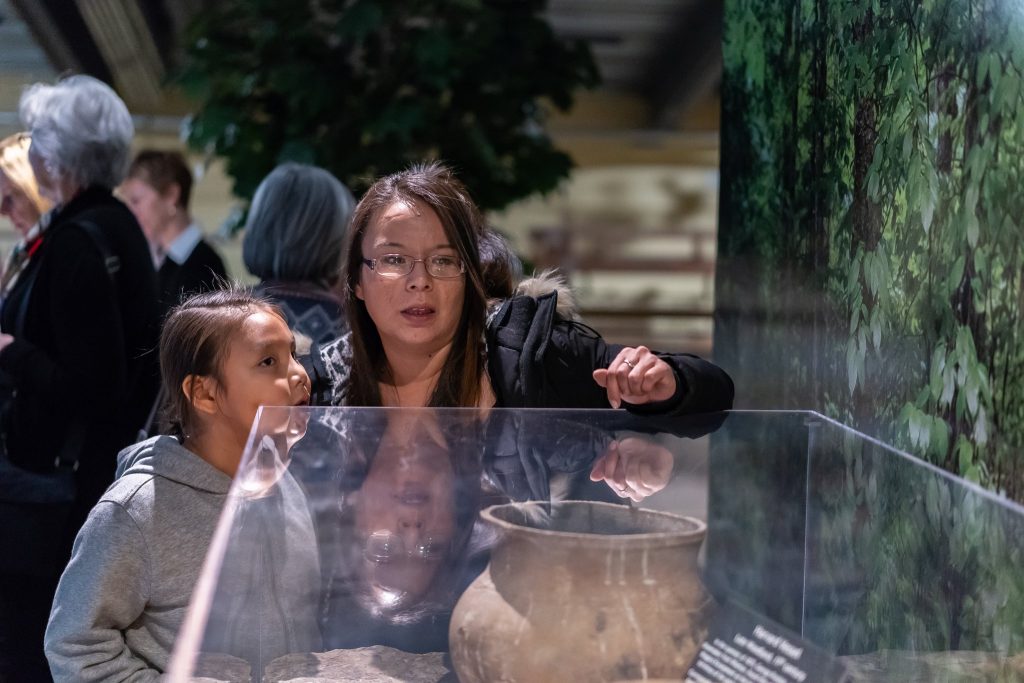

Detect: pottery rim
480,500,707,549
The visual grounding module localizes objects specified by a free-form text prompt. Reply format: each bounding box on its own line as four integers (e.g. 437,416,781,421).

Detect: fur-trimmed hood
514,269,580,320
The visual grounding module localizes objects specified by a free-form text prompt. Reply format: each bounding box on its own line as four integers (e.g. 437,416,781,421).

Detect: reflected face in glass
212,309,310,443
0,172,41,237
352,423,457,603
355,199,466,358
120,177,177,245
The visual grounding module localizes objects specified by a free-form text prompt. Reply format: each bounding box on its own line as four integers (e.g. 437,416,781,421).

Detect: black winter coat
0,187,161,513
486,290,734,415
309,289,734,415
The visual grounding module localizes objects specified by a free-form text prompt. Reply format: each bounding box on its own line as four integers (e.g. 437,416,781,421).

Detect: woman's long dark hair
341,162,488,407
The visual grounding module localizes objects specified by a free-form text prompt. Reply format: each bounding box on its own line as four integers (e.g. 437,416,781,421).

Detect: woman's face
353,416,457,603
355,199,466,359
121,177,178,245
0,171,41,237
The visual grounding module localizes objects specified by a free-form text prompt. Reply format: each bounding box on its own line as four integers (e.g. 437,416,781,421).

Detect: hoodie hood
115,435,233,495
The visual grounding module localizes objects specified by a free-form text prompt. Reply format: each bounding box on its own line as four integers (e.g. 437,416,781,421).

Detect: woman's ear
183,374,219,416
354,279,364,301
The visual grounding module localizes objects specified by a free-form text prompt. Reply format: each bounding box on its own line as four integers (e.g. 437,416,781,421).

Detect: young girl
43,288,319,682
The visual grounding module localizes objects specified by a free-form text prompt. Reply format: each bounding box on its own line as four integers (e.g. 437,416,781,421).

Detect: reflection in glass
165,408,1024,683
321,410,485,654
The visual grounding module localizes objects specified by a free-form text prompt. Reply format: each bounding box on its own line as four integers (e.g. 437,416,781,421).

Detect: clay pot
450,501,712,683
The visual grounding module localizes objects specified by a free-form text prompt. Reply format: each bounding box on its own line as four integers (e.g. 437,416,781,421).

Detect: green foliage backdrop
718,0,1024,501
176,0,598,213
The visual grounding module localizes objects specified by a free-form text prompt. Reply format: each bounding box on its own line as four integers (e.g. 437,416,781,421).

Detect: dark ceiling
3,0,720,128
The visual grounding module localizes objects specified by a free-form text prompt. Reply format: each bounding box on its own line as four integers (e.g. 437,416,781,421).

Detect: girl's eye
259,357,276,367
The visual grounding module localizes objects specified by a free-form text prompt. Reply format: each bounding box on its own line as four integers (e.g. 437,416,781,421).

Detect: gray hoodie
44,435,322,682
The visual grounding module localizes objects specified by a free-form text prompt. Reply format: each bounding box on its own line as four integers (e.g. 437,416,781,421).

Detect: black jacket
310,288,734,415
0,187,161,510
157,238,227,318
485,290,734,415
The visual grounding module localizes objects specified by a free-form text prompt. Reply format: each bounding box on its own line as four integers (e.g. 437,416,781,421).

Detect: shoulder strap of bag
12,253,42,341
78,220,166,440
136,385,165,441
74,220,121,279
59,220,121,469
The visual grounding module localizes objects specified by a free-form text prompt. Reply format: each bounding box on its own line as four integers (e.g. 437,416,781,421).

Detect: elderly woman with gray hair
243,162,355,346
0,75,159,680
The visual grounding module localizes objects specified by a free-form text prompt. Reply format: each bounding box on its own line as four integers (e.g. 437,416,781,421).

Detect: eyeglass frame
361,253,466,279
362,529,452,564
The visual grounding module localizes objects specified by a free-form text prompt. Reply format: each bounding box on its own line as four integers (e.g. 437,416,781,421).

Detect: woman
121,149,227,317
0,75,161,680
243,163,356,346
315,161,734,415
0,133,53,299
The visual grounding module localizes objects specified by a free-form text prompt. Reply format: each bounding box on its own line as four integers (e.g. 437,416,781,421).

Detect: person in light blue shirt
122,150,227,317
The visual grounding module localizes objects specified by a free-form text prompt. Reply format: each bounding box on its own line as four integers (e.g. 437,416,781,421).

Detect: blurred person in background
0,74,160,681
122,149,227,318
243,162,356,346
0,132,53,302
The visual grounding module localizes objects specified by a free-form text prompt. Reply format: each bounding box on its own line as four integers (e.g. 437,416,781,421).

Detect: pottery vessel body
450,501,711,683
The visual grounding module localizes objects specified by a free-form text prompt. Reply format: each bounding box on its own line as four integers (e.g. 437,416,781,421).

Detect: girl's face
0,171,41,237
120,177,178,245
355,199,466,359
213,309,310,442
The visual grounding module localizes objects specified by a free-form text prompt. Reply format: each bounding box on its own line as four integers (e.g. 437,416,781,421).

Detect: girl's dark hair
341,161,488,407
159,286,283,437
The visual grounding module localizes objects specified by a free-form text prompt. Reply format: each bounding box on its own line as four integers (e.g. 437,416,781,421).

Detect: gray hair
19,75,134,191
242,163,356,285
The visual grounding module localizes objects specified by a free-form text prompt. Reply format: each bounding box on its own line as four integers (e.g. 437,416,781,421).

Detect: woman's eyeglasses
363,530,450,563
362,254,465,279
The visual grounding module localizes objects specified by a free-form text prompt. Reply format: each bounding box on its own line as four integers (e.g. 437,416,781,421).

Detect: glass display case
166,408,1024,682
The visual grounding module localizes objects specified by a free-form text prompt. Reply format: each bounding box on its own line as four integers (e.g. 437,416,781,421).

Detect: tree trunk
851,6,881,255
936,64,957,174
809,0,830,404
851,7,881,426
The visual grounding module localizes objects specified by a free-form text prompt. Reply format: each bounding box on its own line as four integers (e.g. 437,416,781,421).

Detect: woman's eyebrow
375,242,455,250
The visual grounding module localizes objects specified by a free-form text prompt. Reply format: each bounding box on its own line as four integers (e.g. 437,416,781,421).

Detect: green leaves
336,0,384,41
964,184,981,248
175,0,598,210
722,0,1024,499
723,0,1024,661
